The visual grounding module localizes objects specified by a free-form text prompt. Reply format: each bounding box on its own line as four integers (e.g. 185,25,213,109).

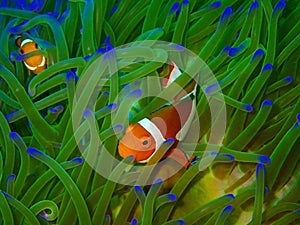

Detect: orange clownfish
118,63,197,168
16,37,46,74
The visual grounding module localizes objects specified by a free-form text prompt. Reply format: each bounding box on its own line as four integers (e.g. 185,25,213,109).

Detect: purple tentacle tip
83,109,93,117
134,185,143,193
220,7,232,24
228,47,239,57
176,220,185,225
244,104,254,112
297,113,300,122
256,163,266,176
7,174,16,180
249,1,259,14
223,205,234,212
262,64,274,71
226,193,235,199
110,5,118,16
222,46,231,54
130,218,138,225
107,103,118,111
71,157,83,164
66,71,76,82
283,76,293,83
252,49,264,61
113,124,124,132
183,0,189,5
209,1,222,9
258,155,270,164
167,193,177,202
170,2,180,14
262,99,273,107
154,178,163,184
27,147,43,156
48,107,58,114
128,89,143,97
272,0,286,16
9,132,19,139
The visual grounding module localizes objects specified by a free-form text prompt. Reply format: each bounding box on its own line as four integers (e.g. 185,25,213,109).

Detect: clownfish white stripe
176,98,197,141
166,63,181,87
20,39,34,47
137,118,166,163
24,61,37,71
38,56,46,67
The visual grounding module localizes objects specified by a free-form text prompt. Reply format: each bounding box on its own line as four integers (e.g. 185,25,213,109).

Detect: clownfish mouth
118,141,155,162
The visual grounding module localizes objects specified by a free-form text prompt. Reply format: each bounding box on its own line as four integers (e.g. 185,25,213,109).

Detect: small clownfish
15,37,46,74
118,63,197,168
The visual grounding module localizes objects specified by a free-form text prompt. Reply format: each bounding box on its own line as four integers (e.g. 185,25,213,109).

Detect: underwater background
0,0,300,224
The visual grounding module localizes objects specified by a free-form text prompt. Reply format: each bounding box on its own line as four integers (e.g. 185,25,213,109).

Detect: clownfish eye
141,137,151,148
35,43,38,48
20,49,24,54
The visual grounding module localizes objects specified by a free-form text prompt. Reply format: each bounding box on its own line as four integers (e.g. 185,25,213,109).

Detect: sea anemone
0,0,299,224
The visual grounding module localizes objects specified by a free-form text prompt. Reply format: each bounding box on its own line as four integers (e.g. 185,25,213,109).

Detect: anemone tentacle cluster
0,0,299,224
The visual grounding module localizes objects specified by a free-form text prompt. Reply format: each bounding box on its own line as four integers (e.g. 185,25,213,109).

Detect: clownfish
15,37,46,74
118,63,197,168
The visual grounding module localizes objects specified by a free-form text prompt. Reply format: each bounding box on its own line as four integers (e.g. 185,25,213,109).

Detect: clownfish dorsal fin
137,118,166,163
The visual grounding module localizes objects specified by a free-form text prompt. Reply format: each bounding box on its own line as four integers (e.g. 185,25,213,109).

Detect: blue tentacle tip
170,2,180,14
7,174,16,181
27,148,44,156
272,0,286,16
205,82,220,94
130,218,138,225
113,124,124,132
70,157,83,164
262,99,273,107
1,191,11,198
128,89,143,97
222,46,231,54
220,7,232,24
249,1,259,14
110,5,118,16
166,193,177,202
83,109,93,117
107,103,118,110
48,107,58,114
262,64,274,71
228,47,239,57
154,178,163,184
244,104,254,112
183,0,189,5
256,163,266,175
209,1,222,9
226,193,235,199
134,185,144,193
176,220,185,225
96,48,106,54
258,155,270,164
66,70,76,82
283,76,293,83
9,132,19,139
222,205,234,212
251,49,264,61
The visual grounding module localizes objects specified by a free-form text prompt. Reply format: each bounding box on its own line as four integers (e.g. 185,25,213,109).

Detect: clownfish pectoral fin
166,148,191,169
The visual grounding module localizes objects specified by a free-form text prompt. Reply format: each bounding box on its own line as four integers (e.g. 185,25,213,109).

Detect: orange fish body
118,63,196,168
16,37,46,74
